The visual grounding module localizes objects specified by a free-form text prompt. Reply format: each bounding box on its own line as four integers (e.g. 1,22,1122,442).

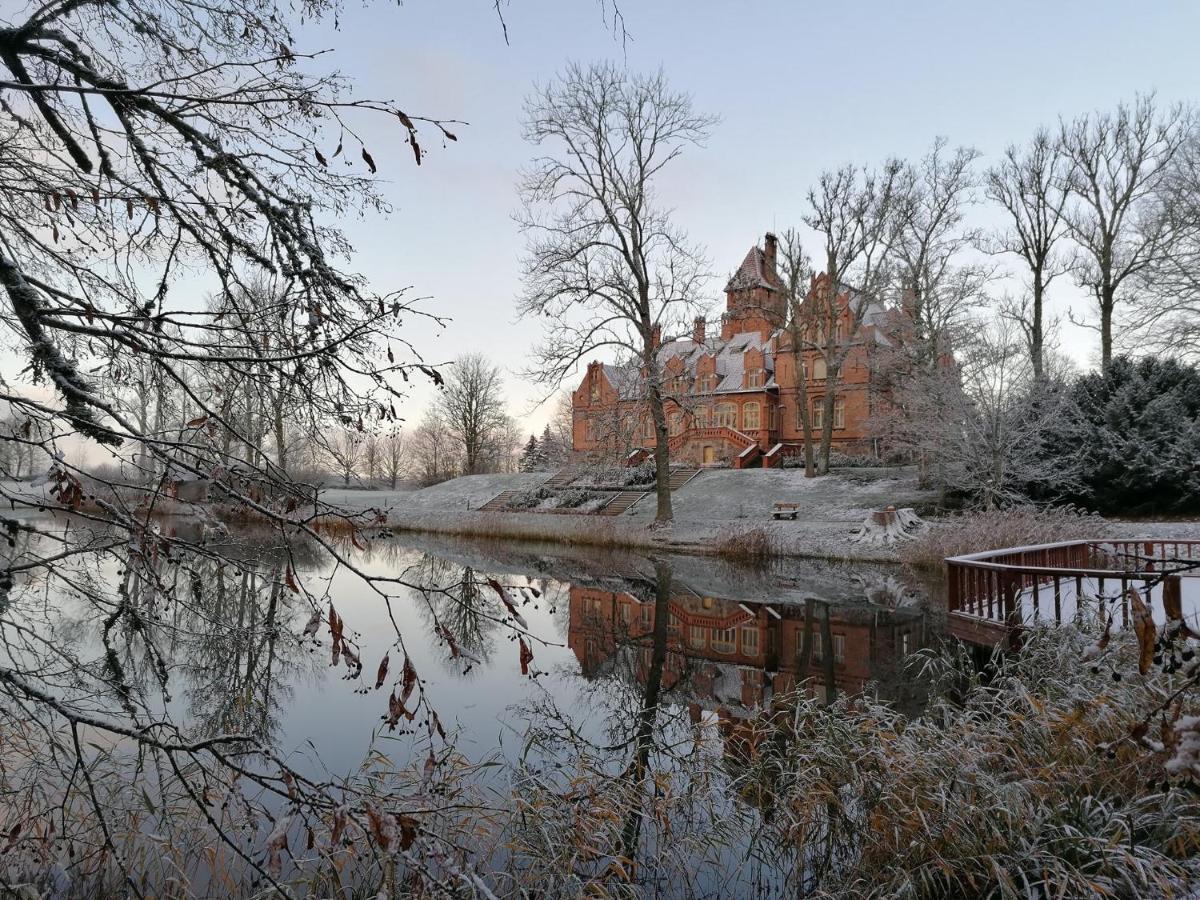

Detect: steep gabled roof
724,246,781,293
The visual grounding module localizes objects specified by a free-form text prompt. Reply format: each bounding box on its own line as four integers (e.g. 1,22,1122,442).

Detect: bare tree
319,428,365,487
0,0,483,888
1123,128,1200,360
986,129,1069,381
517,62,714,524
776,229,817,477
438,353,510,475
1058,94,1193,368
410,406,460,486
381,429,406,489
802,159,905,474
894,139,989,366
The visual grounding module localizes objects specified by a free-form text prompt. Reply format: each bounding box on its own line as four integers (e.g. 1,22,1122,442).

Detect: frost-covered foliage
724,626,1200,898
899,504,1104,570
502,486,607,512
1041,356,1200,514
572,461,656,490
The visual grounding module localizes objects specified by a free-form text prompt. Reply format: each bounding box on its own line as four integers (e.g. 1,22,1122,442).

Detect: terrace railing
945,539,1200,643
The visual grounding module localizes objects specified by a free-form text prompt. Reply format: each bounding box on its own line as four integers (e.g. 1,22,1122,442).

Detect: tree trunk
817,368,838,475
272,400,288,476
790,344,816,478
649,385,673,524
1100,288,1115,369
1031,270,1045,382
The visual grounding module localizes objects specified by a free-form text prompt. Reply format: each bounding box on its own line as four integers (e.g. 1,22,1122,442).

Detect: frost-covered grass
901,503,1107,571
711,625,1200,897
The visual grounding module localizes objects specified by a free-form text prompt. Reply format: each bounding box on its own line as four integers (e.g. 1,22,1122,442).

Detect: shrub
572,461,656,490
504,486,554,510
899,504,1105,571
713,526,781,564
1042,355,1200,515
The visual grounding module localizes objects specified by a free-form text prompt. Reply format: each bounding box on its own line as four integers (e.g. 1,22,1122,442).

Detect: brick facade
571,232,903,467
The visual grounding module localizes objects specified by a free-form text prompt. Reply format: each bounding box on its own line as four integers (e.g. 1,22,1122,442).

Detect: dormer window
698,374,718,393
746,368,766,388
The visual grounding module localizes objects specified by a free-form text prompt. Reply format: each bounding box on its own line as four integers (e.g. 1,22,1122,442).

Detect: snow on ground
317,467,939,561
319,473,550,516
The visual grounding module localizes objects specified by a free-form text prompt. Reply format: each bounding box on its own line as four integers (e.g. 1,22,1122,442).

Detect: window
642,418,655,441
671,375,690,394
589,381,601,402
746,368,765,388
815,633,845,662
833,397,845,429
712,628,736,654
811,401,824,430
740,625,759,656
812,358,827,381
585,420,597,442
689,626,707,649
695,405,710,427
640,605,652,630
714,403,737,429
668,613,680,635
698,374,718,392
742,402,761,430
620,604,631,626
900,632,911,655
669,412,683,436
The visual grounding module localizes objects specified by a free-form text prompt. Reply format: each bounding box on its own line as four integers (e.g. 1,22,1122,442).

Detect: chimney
650,324,662,351
764,232,778,278
692,316,706,344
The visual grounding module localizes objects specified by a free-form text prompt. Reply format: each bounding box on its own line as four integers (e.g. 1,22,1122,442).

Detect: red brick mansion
571,232,907,467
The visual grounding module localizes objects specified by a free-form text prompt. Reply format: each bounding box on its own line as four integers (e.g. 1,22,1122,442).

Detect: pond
0,513,944,896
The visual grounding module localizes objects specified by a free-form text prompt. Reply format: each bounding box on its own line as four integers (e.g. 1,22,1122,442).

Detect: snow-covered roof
598,328,778,399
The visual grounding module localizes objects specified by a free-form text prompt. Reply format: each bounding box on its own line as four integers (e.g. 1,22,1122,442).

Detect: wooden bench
772,502,800,520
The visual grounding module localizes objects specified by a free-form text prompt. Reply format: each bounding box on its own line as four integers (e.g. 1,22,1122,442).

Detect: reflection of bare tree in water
411,555,502,669
619,558,673,864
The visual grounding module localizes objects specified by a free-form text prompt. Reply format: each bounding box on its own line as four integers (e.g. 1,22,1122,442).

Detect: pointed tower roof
723,243,782,293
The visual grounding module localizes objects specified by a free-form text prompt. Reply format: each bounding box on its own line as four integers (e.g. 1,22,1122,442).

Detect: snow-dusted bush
504,486,554,510
572,461,656,490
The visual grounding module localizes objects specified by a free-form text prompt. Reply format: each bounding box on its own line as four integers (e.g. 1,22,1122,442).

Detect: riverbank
322,468,1200,563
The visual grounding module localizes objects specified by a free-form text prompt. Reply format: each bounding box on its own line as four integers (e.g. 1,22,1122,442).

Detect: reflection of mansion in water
567,585,928,714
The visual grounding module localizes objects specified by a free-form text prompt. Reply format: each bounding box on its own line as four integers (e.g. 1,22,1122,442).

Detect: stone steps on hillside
599,489,649,516
478,490,520,512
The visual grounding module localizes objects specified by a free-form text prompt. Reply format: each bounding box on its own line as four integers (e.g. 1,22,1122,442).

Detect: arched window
742,402,761,430
714,403,737,429
669,412,683,435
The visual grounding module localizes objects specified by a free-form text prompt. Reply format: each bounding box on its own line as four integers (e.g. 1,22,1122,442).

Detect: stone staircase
541,469,576,489
599,489,649,516
668,467,700,490
598,468,700,517
477,490,522,512
479,467,700,517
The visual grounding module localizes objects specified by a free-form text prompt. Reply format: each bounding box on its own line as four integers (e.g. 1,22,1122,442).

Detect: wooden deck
945,539,1200,646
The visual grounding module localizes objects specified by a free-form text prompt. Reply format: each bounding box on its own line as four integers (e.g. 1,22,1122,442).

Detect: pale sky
315,0,1200,435
6,0,1200,440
